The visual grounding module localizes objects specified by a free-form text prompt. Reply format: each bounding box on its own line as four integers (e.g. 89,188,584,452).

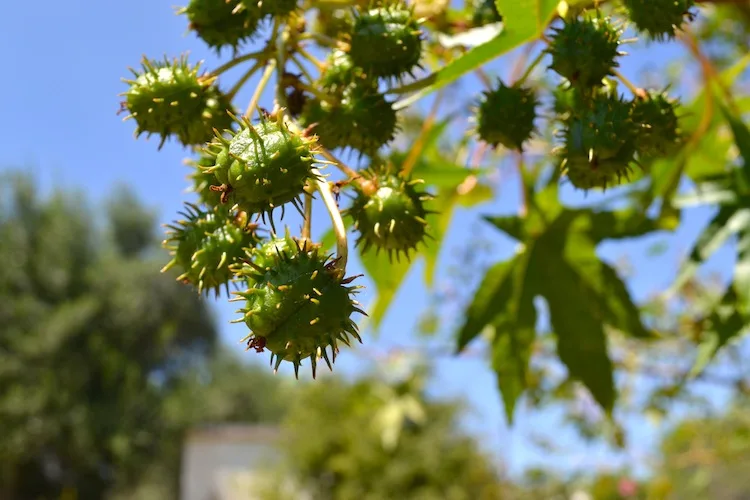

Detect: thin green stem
211,48,270,76
300,31,339,48
227,60,264,101
302,192,313,240
296,45,326,71
515,50,546,86
244,60,277,119
290,54,317,85
613,69,644,98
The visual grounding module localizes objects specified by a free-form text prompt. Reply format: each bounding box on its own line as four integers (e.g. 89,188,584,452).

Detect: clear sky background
1,0,740,480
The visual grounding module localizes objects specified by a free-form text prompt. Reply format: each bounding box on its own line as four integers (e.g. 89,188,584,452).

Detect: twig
400,92,445,178
244,60,277,118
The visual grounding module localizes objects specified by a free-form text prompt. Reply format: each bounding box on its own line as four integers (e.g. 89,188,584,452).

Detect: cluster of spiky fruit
544,6,688,190
117,0,439,376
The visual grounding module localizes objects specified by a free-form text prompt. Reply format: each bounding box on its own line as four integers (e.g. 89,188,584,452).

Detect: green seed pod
179,0,262,52
622,0,696,41
475,80,538,151
236,229,300,282
319,50,375,92
301,85,398,155
162,203,261,297
346,163,434,261
559,92,638,190
120,56,235,149
348,3,424,81
203,111,322,223
547,15,623,89
233,237,365,378
631,90,683,159
186,153,224,207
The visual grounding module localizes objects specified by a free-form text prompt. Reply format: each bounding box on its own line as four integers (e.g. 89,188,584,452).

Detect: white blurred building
180,424,303,500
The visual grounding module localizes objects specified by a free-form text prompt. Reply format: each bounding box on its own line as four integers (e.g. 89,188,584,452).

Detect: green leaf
736,227,750,313
719,103,750,189
391,0,558,109
673,206,750,291
673,182,737,208
483,214,526,242
689,287,748,378
359,250,413,330
490,251,539,424
541,258,616,413
588,209,668,243
455,258,517,352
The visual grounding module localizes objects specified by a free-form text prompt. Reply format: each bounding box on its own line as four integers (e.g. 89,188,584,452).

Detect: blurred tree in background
0,172,285,500
260,365,507,500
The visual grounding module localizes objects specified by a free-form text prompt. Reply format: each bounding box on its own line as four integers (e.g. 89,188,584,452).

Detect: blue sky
2,0,740,480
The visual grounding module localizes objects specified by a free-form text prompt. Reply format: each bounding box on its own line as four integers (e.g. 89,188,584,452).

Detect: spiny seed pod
186,153,224,207
631,90,683,159
622,0,696,41
547,15,623,89
231,236,365,378
559,92,638,190
346,164,434,261
180,0,261,52
120,56,235,149
162,203,261,297
348,3,424,81
475,80,538,151
257,0,298,18
319,50,375,92
302,86,398,155
234,229,301,284
202,110,323,225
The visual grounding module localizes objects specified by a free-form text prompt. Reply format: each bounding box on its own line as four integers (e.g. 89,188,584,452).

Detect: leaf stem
302,191,313,240
301,31,339,48
296,45,326,70
400,92,444,178
211,48,270,76
244,59,277,119
320,148,359,179
613,69,645,98
514,49,546,86
227,60,264,101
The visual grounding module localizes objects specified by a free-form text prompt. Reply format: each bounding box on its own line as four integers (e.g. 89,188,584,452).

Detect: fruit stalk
275,24,349,275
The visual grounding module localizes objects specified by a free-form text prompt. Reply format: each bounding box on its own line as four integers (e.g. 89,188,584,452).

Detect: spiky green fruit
162,203,261,297
302,86,398,155
346,164,433,261
257,0,298,17
233,237,365,378
559,92,638,190
547,15,623,89
348,3,424,80
120,56,234,149
203,111,322,222
237,231,299,282
631,90,682,159
320,50,375,92
475,80,538,151
186,154,223,207
622,0,696,41
180,0,261,52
